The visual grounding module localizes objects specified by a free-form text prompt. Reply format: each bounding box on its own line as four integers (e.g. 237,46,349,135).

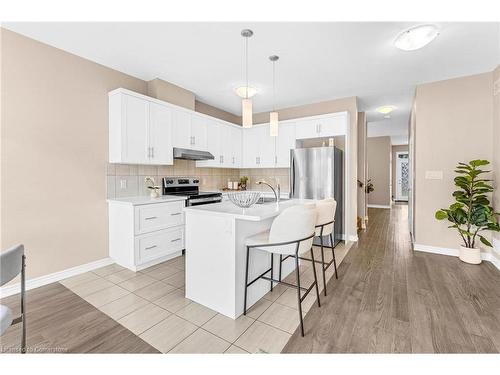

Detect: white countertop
107,195,187,206
183,198,315,221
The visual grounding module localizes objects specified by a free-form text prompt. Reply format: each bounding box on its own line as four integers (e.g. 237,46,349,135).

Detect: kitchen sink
255,197,290,204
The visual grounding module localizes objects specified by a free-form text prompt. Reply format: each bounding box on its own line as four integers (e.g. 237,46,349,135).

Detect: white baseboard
367,204,391,209
349,235,359,242
0,257,113,298
413,243,500,271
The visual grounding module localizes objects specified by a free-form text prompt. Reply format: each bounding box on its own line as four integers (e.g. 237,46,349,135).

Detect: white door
190,114,208,151
275,123,296,167
172,109,191,149
396,152,409,201
123,94,150,164
149,102,173,165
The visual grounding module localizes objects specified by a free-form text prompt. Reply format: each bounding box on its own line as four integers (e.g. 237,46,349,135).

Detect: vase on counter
150,187,160,198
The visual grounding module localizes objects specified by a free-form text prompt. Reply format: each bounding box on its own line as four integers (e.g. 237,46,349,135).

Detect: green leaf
479,236,493,247
435,210,448,220
470,160,490,167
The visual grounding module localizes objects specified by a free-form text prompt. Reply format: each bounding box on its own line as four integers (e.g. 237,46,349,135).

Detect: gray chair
0,244,26,353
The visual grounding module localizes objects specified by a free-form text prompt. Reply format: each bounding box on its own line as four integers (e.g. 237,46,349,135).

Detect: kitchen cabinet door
258,125,276,167
294,118,320,140
149,102,173,165
196,120,221,168
230,126,242,168
190,114,208,151
317,114,348,137
242,126,260,168
220,125,233,167
122,94,150,164
275,122,296,167
172,109,192,149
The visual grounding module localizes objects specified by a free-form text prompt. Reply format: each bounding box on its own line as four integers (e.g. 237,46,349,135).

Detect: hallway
283,205,500,353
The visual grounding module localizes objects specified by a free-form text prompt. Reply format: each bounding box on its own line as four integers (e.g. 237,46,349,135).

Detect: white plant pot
459,245,482,264
150,189,160,199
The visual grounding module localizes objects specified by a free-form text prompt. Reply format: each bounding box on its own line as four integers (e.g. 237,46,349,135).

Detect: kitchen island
183,199,315,319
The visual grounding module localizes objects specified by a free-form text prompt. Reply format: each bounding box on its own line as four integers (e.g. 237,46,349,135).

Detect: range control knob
165,179,174,184
193,179,199,183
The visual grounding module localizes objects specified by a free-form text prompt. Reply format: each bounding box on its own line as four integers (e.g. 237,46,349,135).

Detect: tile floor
60,243,349,353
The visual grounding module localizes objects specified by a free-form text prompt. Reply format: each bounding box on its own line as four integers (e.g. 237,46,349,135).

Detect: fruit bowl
227,191,262,209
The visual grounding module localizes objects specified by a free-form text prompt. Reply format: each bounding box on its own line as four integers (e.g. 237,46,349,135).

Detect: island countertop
183,198,315,221
107,195,187,206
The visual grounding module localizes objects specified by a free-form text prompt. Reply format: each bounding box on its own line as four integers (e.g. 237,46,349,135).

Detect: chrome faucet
257,180,281,203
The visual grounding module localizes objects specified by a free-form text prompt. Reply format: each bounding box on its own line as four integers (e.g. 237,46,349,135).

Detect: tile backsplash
106,160,290,199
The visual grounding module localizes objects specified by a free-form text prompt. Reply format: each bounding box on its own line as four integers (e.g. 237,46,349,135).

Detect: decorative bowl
227,191,261,209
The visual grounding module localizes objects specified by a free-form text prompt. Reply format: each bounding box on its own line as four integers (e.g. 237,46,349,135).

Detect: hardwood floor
282,205,500,353
0,283,159,353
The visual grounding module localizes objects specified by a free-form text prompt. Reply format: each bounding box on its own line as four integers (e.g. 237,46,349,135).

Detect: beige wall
414,72,494,249
357,112,367,223
492,65,500,261
1,29,147,279
195,101,240,124
391,145,409,200
251,97,358,239
367,136,391,206
147,78,195,110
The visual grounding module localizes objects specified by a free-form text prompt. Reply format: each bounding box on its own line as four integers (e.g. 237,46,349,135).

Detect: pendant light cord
245,36,249,99
272,60,276,111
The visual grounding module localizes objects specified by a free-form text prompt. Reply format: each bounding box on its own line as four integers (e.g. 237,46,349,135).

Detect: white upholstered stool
243,204,320,337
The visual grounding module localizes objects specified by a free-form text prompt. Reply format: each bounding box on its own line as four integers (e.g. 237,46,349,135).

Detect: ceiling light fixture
235,86,257,98
241,29,253,128
394,24,440,51
269,55,279,137
376,105,396,114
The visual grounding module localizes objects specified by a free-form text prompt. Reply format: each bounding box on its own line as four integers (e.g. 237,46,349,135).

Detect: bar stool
0,244,27,353
243,204,320,337
279,199,338,297
314,198,338,296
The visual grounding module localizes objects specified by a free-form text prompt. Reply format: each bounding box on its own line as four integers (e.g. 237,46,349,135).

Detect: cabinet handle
151,147,154,158
275,155,277,164
171,238,181,243
192,136,196,145
145,216,157,220
147,147,151,158
318,124,322,134
232,156,235,164
221,155,224,164
145,245,157,250
171,212,181,216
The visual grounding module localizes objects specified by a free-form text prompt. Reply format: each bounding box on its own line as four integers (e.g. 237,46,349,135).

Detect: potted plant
144,177,161,198
435,160,500,264
239,176,249,191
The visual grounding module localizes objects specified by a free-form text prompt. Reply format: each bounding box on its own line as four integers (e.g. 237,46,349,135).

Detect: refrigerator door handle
290,153,295,197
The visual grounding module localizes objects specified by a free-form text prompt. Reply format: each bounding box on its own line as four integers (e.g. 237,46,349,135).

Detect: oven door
187,196,222,206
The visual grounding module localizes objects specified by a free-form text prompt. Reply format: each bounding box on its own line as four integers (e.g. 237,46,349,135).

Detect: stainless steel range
162,177,222,206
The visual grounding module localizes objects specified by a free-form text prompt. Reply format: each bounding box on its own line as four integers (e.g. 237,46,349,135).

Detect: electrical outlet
120,179,127,189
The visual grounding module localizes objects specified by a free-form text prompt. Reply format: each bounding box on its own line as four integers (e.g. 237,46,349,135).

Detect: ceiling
4,22,499,129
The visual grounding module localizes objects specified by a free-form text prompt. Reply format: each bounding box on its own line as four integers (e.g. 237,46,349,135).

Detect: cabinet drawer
136,227,184,264
135,201,184,235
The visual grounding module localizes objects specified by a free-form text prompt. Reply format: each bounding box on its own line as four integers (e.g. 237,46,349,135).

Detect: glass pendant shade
269,111,279,137
242,98,253,128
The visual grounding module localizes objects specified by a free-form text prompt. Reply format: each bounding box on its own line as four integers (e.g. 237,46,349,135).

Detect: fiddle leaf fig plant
435,160,500,248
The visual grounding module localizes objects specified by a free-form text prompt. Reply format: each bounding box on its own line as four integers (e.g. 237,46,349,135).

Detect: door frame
395,151,409,201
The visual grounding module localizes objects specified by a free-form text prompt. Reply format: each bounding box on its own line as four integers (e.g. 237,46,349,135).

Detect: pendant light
241,29,253,128
269,55,279,137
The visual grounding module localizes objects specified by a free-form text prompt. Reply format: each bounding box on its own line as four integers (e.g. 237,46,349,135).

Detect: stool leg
310,248,321,308
278,254,282,282
270,253,274,292
294,254,305,337
330,233,338,279
243,246,250,315
319,235,327,296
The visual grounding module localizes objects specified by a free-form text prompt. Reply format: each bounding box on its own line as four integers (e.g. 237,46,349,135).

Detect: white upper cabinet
109,92,173,165
295,113,348,140
229,126,242,168
242,125,276,168
190,114,208,151
196,120,221,168
171,110,192,149
196,121,242,168
275,123,296,168
149,102,173,165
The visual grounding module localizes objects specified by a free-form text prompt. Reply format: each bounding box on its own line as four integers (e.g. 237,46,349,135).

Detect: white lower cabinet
108,199,186,271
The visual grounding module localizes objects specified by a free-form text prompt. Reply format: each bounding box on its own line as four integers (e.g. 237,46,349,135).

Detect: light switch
120,179,127,189
425,170,443,180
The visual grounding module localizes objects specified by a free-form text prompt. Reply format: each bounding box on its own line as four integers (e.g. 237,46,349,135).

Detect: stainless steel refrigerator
290,147,344,245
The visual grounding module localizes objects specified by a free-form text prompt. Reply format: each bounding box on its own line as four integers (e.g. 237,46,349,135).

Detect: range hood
173,147,214,161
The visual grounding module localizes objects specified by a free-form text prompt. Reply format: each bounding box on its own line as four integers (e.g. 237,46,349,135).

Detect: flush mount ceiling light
376,105,396,114
234,86,257,98
269,55,279,137
240,29,253,128
394,24,440,51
